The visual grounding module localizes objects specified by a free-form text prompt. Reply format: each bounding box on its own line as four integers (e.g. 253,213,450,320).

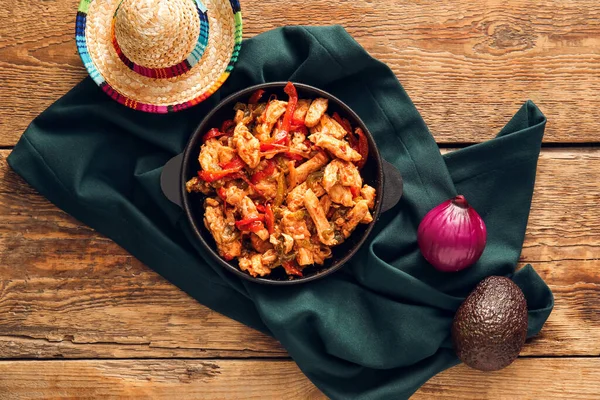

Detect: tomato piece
248,89,265,104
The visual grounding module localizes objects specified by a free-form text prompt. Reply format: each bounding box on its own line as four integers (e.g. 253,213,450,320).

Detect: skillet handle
161,153,184,208
381,159,403,213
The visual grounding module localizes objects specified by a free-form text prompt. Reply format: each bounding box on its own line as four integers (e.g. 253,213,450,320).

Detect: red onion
417,195,487,272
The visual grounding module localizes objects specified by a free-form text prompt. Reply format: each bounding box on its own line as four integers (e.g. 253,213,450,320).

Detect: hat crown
114,0,200,69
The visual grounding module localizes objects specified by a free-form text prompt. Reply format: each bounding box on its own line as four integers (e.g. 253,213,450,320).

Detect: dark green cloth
8,26,553,399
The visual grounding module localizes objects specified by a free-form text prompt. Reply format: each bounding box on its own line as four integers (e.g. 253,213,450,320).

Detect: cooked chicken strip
361,211,374,225
304,189,337,246
203,198,242,260
328,183,354,207
232,123,261,169
309,133,362,162
218,145,237,165
295,151,329,186
290,131,310,153
238,253,271,277
199,138,222,171
261,249,278,266
310,114,347,139
287,181,326,211
297,247,314,266
224,185,247,206
255,100,288,139
322,159,341,191
281,209,311,241
342,200,370,238
293,99,311,122
305,98,328,128
319,194,332,216
360,184,377,209
339,161,362,188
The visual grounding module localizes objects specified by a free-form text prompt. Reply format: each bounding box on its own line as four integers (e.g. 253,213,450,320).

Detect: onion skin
417,195,487,272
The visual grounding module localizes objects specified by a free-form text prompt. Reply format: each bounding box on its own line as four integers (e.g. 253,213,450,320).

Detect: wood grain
0,358,598,399
1,149,599,359
1,0,600,145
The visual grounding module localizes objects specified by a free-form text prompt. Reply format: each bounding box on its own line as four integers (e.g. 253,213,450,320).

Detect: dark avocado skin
452,276,528,371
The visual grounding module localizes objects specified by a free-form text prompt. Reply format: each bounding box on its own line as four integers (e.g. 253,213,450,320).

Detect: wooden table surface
1,0,599,398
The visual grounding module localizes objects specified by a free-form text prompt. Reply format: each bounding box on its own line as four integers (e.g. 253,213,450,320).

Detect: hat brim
76,0,242,113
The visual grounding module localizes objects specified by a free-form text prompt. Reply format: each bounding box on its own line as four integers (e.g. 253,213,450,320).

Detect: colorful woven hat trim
109,0,210,79
75,0,243,113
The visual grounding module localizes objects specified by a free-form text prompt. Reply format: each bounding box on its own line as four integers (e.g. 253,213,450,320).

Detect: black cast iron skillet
161,82,403,285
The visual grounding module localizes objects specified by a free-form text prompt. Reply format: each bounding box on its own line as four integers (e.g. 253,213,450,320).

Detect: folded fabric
8,26,553,399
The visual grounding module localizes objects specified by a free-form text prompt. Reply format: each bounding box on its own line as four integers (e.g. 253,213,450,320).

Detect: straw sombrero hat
76,0,242,113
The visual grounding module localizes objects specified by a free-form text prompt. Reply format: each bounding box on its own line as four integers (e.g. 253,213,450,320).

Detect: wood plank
0,359,325,399
415,358,600,399
0,149,599,358
1,0,600,145
0,358,598,399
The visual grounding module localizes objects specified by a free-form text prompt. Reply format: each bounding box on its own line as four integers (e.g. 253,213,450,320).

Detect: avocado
452,276,528,371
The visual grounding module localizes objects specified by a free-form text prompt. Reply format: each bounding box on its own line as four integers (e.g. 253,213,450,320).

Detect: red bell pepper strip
235,216,266,233
221,119,236,134
259,142,287,152
282,260,303,277
281,82,298,134
350,186,361,198
245,221,265,233
202,128,231,143
265,204,275,235
255,204,266,213
219,155,245,170
355,127,369,170
250,159,277,184
249,89,265,104
291,117,306,127
235,216,265,227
